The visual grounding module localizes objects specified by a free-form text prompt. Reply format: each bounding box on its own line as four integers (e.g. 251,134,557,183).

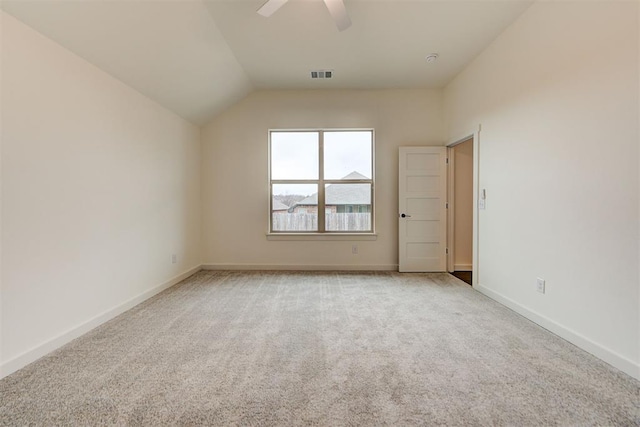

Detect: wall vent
310,70,333,79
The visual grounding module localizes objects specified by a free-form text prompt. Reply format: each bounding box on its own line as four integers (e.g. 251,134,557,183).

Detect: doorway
447,137,475,285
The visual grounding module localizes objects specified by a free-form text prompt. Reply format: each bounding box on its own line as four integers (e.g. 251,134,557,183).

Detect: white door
399,147,447,272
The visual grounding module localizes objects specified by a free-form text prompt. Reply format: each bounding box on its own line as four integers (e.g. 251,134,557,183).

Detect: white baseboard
202,263,398,271
475,283,640,381
0,265,202,379
454,264,472,271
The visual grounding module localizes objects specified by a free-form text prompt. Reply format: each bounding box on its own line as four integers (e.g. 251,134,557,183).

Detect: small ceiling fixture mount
425,53,439,63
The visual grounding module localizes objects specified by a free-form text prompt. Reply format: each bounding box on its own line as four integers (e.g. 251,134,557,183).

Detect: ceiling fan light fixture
257,0,351,31
257,0,288,17
323,0,352,31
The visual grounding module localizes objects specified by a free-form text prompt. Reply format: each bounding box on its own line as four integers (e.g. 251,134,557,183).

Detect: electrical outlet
536,278,545,294
171,254,177,264
352,245,358,255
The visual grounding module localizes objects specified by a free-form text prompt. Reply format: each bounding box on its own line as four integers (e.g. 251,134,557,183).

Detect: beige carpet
1,271,639,425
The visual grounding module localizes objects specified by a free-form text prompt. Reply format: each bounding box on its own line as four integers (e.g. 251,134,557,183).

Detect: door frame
446,125,480,287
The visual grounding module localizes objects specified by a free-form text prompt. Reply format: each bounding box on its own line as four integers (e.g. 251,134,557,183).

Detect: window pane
324,183,372,231
271,132,319,179
272,184,318,231
324,131,372,179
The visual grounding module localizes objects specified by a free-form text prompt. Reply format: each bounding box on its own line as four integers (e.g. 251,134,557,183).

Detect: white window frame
267,129,376,238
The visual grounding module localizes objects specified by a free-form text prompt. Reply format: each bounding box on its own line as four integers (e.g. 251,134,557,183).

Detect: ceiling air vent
311,70,333,79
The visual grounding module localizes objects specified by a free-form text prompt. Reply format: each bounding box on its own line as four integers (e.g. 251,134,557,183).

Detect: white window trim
268,128,375,236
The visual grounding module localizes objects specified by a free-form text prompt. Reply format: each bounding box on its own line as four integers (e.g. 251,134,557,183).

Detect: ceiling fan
257,0,352,32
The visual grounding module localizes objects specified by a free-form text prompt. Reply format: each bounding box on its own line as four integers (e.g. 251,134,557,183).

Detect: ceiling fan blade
257,0,289,17
323,0,351,31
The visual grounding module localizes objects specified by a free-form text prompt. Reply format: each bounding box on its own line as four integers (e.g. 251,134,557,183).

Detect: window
269,130,374,233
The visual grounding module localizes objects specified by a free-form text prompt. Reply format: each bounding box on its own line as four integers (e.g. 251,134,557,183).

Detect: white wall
0,12,202,376
202,89,444,269
444,1,639,379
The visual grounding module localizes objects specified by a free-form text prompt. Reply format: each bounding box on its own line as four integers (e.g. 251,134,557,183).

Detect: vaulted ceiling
1,0,534,125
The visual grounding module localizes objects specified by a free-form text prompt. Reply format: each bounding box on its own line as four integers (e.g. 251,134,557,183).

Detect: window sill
266,233,377,241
